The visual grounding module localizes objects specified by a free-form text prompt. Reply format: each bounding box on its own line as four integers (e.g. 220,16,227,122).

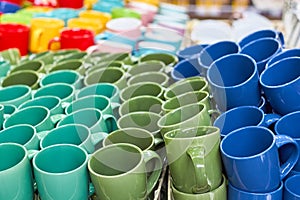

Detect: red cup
0,23,29,55
57,0,83,8
48,28,95,51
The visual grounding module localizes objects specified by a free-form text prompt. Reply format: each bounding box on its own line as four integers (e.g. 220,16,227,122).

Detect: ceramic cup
48,59,85,75
284,175,300,199
176,44,208,61
221,126,299,192
88,143,162,200
266,48,300,68
9,60,44,74
1,70,41,89
171,57,202,81
164,126,222,194
0,85,31,107
128,71,169,87
127,60,165,76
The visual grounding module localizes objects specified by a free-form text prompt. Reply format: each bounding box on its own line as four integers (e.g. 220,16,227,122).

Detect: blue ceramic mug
240,37,282,75
207,53,260,112
284,175,300,199
197,40,240,77
260,57,300,115
171,57,201,81
176,44,208,61
266,48,300,68
238,29,285,48
213,106,281,138
221,126,299,193
228,181,283,200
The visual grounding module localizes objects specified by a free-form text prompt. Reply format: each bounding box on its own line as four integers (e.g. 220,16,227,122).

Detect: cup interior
19,96,60,111
58,109,101,128
2,70,38,87
275,111,300,138
41,70,80,86
77,83,118,100
0,125,34,146
34,83,74,101
0,144,25,171
285,175,300,197
85,67,124,85
120,82,162,101
0,85,30,102
66,95,109,114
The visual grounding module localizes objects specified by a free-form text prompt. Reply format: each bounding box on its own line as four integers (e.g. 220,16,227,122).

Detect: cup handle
31,29,43,53
36,130,49,140
91,132,108,146
261,113,281,128
27,149,39,160
277,31,285,47
143,150,162,195
50,114,66,125
111,102,120,110
275,134,299,180
48,37,61,50
103,114,118,133
186,145,211,193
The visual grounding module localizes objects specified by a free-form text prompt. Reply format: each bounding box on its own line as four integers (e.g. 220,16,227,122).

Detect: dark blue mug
207,53,260,112
221,126,299,193
213,106,281,138
260,57,300,115
284,175,300,199
171,57,201,81
238,29,285,48
176,44,208,61
197,40,240,77
266,48,300,68
240,37,282,75
0,1,20,13
228,181,283,200
274,110,300,171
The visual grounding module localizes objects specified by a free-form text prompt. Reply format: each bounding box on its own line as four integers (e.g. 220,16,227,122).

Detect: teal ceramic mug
88,143,162,200
32,144,91,200
0,85,32,107
57,108,117,134
39,124,107,154
0,143,35,199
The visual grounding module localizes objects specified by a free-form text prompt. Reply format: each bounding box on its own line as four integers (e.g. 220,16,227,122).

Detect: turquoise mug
40,70,83,89
0,85,31,107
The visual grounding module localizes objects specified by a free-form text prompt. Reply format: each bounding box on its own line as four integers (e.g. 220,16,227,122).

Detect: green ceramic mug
157,102,213,137
127,60,165,76
56,52,88,63
29,51,54,65
39,70,83,89
164,126,223,194
171,174,227,200
0,85,32,107
139,52,178,73
84,67,127,90
164,77,209,100
65,95,118,116
39,124,107,154
119,95,163,117
52,49,80,61
76,83,120,106
48,59,85,75
9,60,45,74
32,144,91,200
57,108,117,134
1,70,42,89
18,96,63,115
33,83,75,103
85,61,124,75
0,124,39,150
0,143,35,199
117,111,161,138
119,82,165,102
88,143,162,200
3,106,63,132
162,90,211,114
128,71,170,87
0,48,21,65
103,127,163,151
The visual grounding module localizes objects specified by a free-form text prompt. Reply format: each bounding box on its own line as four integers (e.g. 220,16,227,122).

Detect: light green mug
0,124,39,150
57,108,117,134
33,83,75,103
33,144,91,200
48,59,85,75
128,71,170,87
18,96,63,115
162,90,211,114
1,70,42,89
56,52,88,63
139,52,178,73
103,127,163,151
39,70,83,89
39,124,107,154
28,51,54,65
119,95,163,117
85,61,124,75
164,76,209,100
88,143,162,200
0,85,32,107
127,60,165,76
164,126,223,194
84,67,127,90
0,143,35,200
9,60,45,74
157,102,213,137
120,82,165,102
171,174,227,200
0,48,21,65
3,106,63,132
65,95,118,116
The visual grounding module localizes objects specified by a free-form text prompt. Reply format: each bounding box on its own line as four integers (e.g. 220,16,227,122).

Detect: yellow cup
29,18,64,53
67,18,104,34
79,10,111,25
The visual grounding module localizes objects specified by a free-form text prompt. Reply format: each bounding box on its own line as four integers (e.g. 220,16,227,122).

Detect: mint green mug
88,143,162,200
33,144,91,200
39,124,107,153
0,85,32,107
57,108,117,134
40,70,83,89
0,143,35,199
164,126,223,194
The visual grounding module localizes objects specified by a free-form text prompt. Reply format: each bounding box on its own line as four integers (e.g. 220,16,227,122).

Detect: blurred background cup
29,18,64,53
79,10,111,26
0,13,32,25
67,18,104,35
176,44,208,61
0,23,29,56
57,0,84,9
0,1,20,13
48,28,95,51
284,175,300,199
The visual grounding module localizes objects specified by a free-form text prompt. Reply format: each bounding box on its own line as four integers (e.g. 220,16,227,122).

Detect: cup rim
284,174,300,197
40,69,81,87
0,124,36,147
1,70,39,88
0,85,31,104
18,95,61,112
266,48,300,68
274,110,300,138
76,82,119,100
127,71,169,86
88,143,144,178
238,29,278,47
34,82,75,102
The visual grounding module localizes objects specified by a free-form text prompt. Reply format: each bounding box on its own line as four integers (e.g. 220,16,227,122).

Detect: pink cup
106,17,142,40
